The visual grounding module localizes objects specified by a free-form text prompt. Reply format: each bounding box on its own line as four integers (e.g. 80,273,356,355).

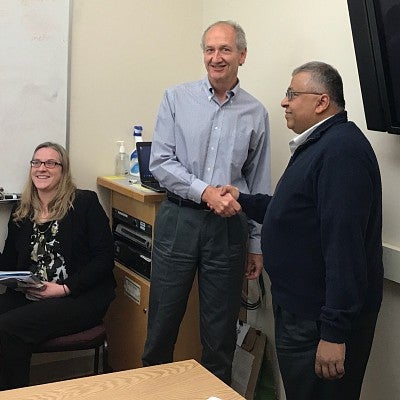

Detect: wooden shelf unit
97,176,201,371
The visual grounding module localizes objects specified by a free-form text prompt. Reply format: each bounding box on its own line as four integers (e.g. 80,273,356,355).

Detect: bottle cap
116,140,125,153
133,125,143,136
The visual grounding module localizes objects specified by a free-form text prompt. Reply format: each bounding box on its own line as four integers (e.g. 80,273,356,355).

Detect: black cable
241,273,265,310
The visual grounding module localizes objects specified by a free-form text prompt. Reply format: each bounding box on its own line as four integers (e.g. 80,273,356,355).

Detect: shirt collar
289,116,333,155
205,77,238,101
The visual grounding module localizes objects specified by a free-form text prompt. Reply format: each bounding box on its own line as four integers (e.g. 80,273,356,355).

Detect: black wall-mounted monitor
347,0,400,134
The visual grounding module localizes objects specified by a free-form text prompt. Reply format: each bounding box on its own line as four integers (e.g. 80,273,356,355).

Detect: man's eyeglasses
285,89,323,101
30,159,63,169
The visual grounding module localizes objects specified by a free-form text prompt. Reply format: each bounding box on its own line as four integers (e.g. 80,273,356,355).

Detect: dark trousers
274,304,378,400
0,285,114,390
142,200,248,384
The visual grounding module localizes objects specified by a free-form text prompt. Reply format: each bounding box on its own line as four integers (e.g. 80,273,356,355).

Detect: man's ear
239,48,247,66
315,94,330,114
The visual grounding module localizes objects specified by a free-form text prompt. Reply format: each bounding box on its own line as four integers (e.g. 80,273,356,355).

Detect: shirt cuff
188,179,209,204
248,237,262,254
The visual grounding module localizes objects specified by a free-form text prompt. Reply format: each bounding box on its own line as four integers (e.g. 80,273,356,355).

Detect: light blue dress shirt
150,77,271,253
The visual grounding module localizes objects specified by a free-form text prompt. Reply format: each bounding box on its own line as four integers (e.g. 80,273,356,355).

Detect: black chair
33,323,108,376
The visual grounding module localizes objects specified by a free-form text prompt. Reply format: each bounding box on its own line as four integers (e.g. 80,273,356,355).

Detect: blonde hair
13,142,76,223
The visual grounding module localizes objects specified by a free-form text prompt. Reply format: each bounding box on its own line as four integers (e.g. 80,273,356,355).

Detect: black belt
166,191,209,210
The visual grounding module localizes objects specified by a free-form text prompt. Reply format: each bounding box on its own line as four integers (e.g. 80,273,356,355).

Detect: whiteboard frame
0,0,71,194
0,0,71,249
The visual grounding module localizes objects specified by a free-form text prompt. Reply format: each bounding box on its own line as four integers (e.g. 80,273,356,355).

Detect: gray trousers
142,200,248,384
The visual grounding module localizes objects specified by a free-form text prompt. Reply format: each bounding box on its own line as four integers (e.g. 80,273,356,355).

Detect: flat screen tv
347,0,400,134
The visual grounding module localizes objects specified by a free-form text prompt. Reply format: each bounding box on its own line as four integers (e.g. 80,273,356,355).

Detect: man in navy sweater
217,61,383,400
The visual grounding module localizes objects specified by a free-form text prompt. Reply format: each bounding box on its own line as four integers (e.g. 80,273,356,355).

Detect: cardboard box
232,324,267,399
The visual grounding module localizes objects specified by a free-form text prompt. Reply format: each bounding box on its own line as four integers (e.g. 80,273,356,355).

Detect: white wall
68,1,400,399
69,0,204,194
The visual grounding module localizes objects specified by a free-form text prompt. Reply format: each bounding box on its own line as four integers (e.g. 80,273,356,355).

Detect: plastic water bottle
115,141,129,176
130,125,143,176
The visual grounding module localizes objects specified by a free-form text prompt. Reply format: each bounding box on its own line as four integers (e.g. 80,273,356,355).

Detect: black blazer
0,190,116,297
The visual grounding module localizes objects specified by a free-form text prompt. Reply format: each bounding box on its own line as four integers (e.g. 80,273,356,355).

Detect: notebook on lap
136,142,165,192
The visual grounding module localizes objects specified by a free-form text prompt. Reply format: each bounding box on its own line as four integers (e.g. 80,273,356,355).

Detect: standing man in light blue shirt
142,20,271,384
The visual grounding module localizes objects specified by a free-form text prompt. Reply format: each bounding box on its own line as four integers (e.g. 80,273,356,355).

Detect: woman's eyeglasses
30,159,63,169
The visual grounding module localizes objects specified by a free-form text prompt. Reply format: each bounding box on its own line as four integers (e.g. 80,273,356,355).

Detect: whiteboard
0,0,70,193
0,0,70,249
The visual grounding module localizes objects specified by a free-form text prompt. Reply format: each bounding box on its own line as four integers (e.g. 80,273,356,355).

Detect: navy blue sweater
239,111,383,343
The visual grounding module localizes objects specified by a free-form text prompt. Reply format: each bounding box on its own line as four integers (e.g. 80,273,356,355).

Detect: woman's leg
0,285,114,390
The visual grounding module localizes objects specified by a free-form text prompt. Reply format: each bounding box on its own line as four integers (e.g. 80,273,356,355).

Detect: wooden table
1,360,245,400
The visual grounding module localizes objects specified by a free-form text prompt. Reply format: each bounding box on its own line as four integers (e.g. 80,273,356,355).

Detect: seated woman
0,142,116,390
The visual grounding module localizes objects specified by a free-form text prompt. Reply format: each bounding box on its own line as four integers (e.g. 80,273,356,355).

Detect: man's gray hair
293,61,345,109
201,20,247,52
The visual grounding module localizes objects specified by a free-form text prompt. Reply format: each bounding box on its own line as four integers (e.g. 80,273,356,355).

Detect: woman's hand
25,282,70,300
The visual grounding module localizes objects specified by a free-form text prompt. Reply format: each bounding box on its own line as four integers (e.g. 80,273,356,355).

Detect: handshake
202,184,241,217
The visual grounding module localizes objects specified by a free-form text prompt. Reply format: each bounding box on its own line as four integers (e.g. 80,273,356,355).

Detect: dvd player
115,223,152,251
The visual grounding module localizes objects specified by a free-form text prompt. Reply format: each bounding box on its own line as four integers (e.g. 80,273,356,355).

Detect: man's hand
202,185,241,217
219,184,240,200
246,253,263,280
315,339,346,380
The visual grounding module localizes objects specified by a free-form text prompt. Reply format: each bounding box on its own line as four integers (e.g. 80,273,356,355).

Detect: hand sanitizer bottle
130,125,143,176
115,140,129,176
